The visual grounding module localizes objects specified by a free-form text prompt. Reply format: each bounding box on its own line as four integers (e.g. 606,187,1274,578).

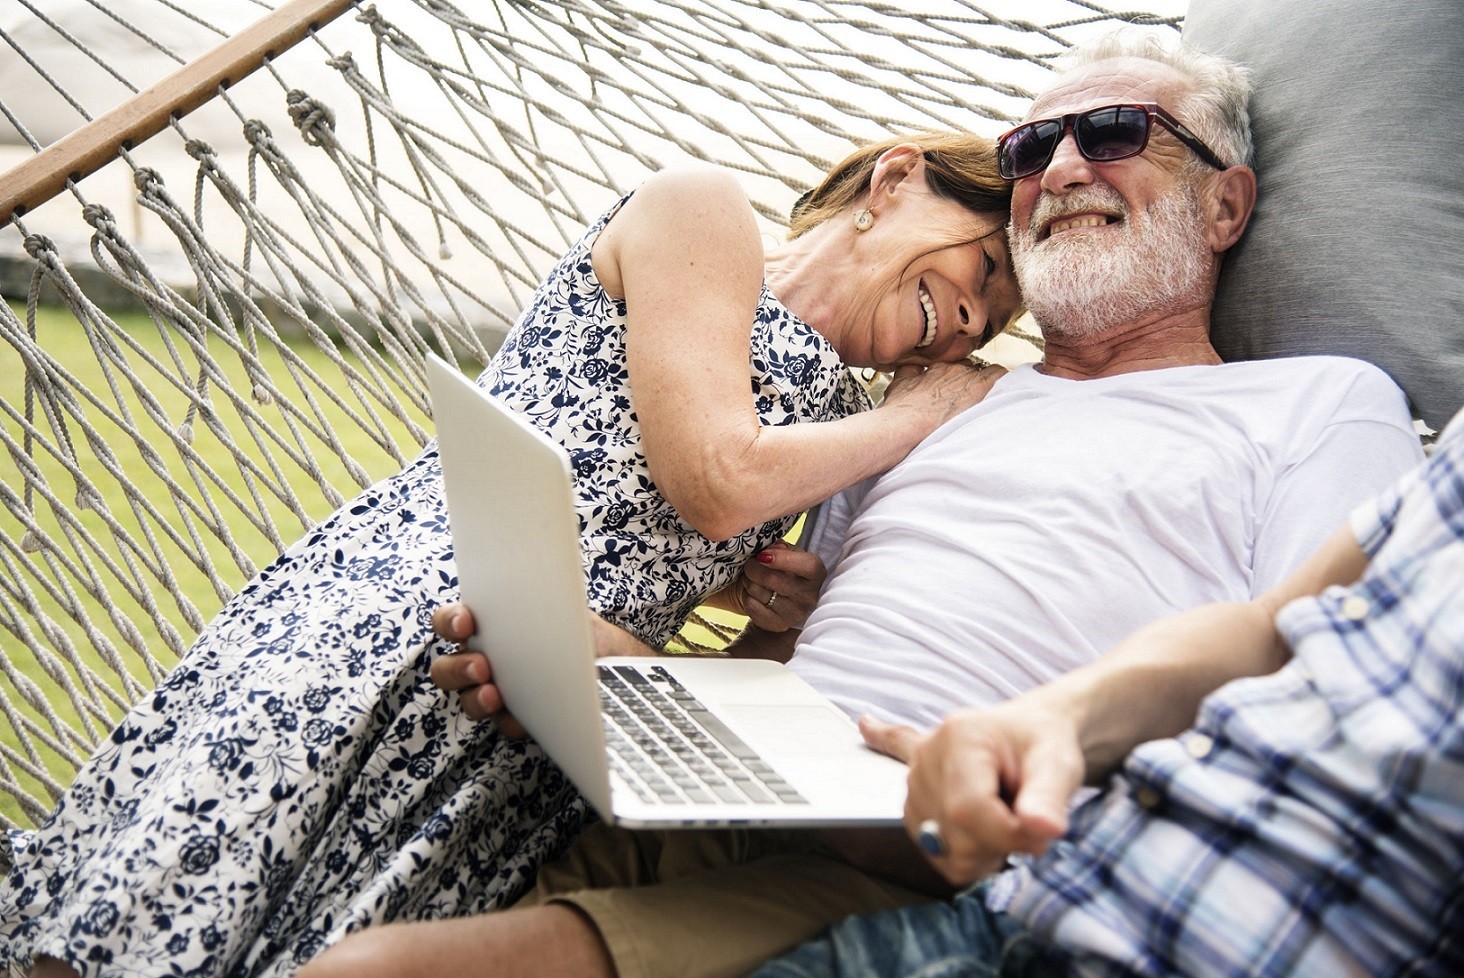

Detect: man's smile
1041,212,1120,240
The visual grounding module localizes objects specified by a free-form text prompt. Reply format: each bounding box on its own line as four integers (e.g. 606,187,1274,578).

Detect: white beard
1010,183,1210,341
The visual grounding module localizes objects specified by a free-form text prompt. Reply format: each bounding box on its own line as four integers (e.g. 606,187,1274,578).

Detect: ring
767,591,780,609
917,818,946,857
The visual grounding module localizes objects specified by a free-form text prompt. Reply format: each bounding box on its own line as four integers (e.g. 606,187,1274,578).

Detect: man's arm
1251,371,1422,593
864,521,1370,886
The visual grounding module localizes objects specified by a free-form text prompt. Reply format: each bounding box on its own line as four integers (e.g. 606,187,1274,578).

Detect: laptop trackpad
727,704,866,756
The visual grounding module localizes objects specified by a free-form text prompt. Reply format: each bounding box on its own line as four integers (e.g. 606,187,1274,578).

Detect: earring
854,209,874,232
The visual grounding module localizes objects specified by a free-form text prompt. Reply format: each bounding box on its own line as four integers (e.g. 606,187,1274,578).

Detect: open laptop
426,353,907,828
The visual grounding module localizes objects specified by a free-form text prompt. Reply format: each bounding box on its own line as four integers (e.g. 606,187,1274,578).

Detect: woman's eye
983,252,996,278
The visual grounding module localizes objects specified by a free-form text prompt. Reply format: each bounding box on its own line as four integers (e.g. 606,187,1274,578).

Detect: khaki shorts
515,822,934,978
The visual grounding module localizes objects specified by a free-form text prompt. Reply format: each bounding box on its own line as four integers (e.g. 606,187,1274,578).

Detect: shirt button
1135,787,1161,809
1185,734,1214,760
1341,595,1370,621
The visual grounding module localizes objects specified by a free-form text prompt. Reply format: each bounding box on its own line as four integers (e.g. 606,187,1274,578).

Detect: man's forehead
1024,58,1188,121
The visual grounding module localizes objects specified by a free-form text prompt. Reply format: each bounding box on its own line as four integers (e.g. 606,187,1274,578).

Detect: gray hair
1058,30,1254,171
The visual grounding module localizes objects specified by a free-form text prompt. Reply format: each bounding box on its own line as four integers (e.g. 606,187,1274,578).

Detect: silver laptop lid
426,354,614,817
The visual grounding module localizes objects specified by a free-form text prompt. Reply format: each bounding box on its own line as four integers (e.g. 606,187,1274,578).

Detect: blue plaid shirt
1001,409,1464,977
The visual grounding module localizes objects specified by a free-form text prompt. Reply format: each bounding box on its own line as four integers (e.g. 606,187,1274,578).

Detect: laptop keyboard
598,664,808,807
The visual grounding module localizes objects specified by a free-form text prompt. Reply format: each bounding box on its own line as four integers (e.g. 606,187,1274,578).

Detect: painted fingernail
756,552,774,564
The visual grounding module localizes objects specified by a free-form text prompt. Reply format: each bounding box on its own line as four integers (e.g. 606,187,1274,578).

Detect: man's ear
1204,164,1257,253
867,143,927,216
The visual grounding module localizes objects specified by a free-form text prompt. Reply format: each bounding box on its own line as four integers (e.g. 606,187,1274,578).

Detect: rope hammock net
0,0,1183,831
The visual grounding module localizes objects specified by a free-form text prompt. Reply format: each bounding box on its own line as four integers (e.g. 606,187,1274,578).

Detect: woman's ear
867,143,927,216
1204,164,1257,254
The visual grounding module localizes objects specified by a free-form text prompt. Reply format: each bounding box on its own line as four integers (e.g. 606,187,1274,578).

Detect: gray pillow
1184,0,1464,430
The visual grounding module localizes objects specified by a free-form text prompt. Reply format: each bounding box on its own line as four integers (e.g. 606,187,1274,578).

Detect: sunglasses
997,103,1228,180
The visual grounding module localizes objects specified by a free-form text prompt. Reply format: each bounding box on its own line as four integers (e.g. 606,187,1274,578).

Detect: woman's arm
596,166,1000,541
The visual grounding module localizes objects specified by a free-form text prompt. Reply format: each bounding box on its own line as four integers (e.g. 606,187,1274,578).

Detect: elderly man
749,416,1464,978
301,32,1423,978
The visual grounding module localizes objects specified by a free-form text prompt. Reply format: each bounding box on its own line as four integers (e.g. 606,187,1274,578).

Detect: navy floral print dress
0,194,869,977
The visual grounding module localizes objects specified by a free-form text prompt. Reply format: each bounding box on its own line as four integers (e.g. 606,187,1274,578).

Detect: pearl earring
854,209,874,232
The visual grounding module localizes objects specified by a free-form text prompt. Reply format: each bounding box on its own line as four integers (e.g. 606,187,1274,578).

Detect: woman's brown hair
788,131,1011,239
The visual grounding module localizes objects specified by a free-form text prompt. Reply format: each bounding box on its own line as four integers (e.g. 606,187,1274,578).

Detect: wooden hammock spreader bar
0,0,358,230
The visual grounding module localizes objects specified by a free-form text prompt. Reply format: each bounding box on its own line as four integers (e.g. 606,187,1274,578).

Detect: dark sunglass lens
1075,106,1150,162
999,120,1060,179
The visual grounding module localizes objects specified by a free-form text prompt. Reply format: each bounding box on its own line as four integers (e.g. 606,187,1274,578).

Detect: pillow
1184,0,1464,430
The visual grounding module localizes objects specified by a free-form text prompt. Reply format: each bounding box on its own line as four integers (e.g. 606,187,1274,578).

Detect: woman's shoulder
600,164,764,295
634,163,749,208
614,165,758,244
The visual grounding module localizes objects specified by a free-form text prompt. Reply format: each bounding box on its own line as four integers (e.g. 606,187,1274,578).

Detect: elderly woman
4,132,1021,978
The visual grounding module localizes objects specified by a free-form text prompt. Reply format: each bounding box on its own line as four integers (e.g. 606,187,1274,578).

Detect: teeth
1048,215,1110,236
917,284,937,349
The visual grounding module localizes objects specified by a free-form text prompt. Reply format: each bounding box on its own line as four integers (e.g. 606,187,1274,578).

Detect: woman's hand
428,603,526,735
714,542,827,632
429,603,659,735
880,360,1006,429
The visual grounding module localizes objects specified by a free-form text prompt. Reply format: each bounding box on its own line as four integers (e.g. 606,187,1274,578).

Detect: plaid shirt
1001,410,1464,977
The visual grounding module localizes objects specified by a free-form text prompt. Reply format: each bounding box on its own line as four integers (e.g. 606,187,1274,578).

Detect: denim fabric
745,884,1063,978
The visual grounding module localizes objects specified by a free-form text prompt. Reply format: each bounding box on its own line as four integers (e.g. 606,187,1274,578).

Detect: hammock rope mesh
0,0,1182,831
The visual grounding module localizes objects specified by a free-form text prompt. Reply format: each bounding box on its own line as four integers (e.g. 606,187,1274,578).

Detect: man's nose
1039,131,1095,194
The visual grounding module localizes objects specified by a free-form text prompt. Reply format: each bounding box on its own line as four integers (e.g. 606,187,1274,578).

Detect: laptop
426,354,908,828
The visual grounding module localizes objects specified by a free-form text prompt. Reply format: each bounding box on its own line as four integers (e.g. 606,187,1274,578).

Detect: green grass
0,300,432,828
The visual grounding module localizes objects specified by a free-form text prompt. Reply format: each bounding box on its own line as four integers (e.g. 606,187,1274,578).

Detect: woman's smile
916,279,939,349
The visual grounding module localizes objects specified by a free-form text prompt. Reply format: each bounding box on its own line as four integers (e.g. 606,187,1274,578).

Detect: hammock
0,0,1183,833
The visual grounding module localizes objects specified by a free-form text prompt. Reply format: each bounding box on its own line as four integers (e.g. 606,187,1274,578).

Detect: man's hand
729,541,827,632
859,706,1082,886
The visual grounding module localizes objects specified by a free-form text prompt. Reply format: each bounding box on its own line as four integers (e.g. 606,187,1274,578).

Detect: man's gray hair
1060,30,1254,171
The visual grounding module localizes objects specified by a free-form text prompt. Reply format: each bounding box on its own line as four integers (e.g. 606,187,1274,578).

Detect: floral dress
0,194,869,977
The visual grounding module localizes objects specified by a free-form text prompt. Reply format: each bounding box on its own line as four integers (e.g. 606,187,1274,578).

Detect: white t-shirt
790,357,1423,730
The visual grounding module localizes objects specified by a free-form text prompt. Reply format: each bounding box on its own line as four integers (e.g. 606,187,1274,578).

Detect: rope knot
287,90,336,146
355,8,405,46
82,203,119,236
22,233,59,266
184,138,219,164
243,119,272,145
75,488,102,512
133,167,165,196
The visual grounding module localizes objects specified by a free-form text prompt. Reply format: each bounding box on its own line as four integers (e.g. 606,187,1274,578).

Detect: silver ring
917,818,946,857
767,591,780,609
